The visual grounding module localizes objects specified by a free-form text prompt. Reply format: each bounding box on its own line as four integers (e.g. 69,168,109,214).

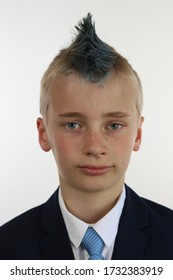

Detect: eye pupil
111,124,119,130
68,122,78,129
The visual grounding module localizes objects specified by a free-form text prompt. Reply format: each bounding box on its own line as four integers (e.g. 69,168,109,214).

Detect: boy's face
37,73,143,195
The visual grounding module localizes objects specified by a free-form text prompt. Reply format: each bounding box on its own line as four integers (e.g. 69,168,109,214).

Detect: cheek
111,135,136,165
51,136,76,167
114,135,135,153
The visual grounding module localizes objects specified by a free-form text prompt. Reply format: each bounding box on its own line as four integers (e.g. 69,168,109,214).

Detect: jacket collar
111,185,149,259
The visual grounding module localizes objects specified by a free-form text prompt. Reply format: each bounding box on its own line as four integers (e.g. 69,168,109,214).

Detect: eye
66,122,80,130
107,123,123,130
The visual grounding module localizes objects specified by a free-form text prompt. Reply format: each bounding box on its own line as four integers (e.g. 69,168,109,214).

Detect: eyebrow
58,111,130,118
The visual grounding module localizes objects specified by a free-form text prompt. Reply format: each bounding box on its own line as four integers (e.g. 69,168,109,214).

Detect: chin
74,180,115,193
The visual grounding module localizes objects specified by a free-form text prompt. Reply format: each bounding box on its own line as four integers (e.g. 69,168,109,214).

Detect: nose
82,129,107,158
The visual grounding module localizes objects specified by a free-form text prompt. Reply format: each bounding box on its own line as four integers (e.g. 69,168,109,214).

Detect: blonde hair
40,13,143,119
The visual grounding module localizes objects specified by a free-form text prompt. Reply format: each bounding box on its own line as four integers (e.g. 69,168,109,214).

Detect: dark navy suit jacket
0,185,173,259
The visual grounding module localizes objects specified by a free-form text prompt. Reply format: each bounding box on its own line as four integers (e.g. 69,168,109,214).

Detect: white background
0,0,173,225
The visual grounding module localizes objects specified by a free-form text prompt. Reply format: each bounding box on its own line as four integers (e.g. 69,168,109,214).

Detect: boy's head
40,13,143,121
37,13,144,202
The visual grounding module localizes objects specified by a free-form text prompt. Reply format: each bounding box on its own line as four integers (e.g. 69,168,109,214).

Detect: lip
78,165,113,175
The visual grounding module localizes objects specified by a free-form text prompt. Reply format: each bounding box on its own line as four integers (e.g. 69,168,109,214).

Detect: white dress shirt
58,186,126,260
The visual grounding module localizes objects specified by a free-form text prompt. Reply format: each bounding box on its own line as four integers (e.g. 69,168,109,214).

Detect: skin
37,73,144,223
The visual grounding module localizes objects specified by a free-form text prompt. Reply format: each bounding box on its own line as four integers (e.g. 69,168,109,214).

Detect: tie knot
81,227,104,260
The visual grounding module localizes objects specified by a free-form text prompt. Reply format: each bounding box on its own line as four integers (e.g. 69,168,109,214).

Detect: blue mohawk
67,13,117,82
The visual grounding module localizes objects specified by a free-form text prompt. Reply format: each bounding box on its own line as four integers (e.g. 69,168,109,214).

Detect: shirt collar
59,186,126,248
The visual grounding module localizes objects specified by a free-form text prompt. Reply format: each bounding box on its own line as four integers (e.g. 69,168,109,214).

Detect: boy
0,13,173,260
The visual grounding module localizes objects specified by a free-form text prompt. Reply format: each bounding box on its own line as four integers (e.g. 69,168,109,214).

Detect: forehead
49,73,139,116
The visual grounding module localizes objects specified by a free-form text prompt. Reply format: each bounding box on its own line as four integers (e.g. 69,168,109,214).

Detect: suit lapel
112,186,149,259
40,225,74,260
39,189,75,260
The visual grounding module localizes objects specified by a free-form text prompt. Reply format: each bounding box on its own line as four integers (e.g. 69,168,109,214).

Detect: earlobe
36,118,51,152
133,116,144,152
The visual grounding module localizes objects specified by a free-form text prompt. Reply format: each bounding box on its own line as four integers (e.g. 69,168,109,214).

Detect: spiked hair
40,13,143,119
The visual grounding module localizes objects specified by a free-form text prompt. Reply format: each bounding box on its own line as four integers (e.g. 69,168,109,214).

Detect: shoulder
0,203,45,259
0,189,61,259
0,203,44,238
0,188,59,241
143,196,173,215
142,196,173,229
125,185,173,228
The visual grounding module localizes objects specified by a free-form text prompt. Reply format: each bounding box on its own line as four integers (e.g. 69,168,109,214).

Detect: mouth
78,165,113,176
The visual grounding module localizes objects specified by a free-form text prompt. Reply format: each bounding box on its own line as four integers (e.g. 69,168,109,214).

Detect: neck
60,179,124,224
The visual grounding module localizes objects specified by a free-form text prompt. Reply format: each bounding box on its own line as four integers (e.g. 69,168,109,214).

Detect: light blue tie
81,227,105,260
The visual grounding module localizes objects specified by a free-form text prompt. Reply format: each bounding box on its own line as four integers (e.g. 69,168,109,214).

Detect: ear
133,116,144,152
36,117,51,152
